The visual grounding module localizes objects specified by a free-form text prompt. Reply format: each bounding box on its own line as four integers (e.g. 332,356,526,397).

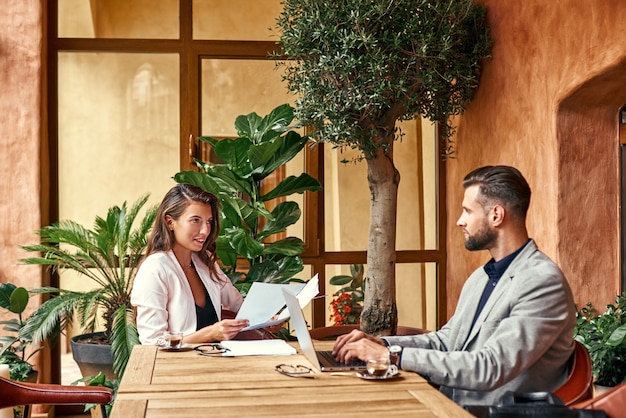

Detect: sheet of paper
236,274,319,331
276,274,319,321
220,339,297,356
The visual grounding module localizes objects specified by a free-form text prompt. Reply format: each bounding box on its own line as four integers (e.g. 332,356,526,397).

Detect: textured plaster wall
446,0,626,317
0,1,43,298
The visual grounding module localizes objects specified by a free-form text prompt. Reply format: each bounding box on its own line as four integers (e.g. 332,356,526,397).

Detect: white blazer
131,250,244,344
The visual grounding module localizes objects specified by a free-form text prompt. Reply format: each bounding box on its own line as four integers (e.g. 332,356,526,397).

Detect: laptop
282,287,366,372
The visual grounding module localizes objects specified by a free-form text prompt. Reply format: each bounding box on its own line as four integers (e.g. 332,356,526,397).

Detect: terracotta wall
447,0,626,317
0,1,43,298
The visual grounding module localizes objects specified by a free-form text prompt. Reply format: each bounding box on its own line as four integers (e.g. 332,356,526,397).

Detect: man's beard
464,221,496,251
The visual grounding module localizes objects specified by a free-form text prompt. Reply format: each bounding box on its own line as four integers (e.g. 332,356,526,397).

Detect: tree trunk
361,145,400,335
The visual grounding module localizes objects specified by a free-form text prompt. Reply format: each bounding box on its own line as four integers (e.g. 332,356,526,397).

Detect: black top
196,285,219,330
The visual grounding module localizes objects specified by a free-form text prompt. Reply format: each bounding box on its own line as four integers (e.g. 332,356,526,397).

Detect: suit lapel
460,240,538,350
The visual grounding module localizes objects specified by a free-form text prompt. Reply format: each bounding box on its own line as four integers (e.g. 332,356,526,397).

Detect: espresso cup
366,357,393,377
163,331,183,349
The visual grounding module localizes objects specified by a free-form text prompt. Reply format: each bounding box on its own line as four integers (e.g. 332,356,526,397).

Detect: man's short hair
462,165,531,219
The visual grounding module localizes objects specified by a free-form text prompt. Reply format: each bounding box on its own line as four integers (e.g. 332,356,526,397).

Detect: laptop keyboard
318,350,366,367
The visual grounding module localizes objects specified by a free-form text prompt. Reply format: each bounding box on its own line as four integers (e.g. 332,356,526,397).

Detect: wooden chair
0,376,114,418
309,324,429,340
553,341,594,406
573,382,626,418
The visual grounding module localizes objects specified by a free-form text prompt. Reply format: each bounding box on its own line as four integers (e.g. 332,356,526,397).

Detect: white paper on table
220,339,297,356
236,274,319,331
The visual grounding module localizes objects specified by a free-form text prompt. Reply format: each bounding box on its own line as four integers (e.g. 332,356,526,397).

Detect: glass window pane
324,120,438,251
58,52,180,227
58,0,179,39
193,0,283,41
396,119,438,251
200,59,293,136
324,263,437,330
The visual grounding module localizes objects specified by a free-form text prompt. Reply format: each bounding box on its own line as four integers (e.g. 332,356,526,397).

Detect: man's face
457,185,496,251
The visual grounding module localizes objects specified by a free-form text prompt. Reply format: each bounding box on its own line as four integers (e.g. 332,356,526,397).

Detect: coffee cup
366,357,396,377
163,331,183,349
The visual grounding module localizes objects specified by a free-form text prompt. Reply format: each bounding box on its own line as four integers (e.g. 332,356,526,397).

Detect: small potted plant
0,283,42,382
328,264,365,326
1,283,44,418
574,292,626,389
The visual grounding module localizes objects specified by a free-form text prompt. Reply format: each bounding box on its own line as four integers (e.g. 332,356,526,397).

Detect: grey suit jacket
384,240,576,406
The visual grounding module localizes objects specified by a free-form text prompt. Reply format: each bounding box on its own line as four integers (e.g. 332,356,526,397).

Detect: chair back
309,324,429,340
574,382,626,418
0,376,114,418
309,325,359,340
553,341,594,406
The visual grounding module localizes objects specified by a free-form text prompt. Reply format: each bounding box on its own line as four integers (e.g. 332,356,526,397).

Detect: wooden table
110,342,473,417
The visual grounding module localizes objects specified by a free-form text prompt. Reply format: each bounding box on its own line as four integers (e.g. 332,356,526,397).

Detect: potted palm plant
20,195,157,379
574,292,626,388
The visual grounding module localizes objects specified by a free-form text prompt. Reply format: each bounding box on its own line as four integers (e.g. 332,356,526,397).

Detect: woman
131,183,249,345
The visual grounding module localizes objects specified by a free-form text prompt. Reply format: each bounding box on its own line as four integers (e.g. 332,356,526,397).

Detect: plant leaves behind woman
174,104,322,295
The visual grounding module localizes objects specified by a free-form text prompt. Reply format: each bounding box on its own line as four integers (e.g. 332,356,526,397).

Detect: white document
220,339,297,356
236,274,319,331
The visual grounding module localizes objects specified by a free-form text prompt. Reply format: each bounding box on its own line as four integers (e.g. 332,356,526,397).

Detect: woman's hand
213,319,250,341
185,318,250,343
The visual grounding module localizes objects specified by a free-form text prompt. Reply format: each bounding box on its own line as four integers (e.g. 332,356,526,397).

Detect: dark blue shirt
470,240,531,329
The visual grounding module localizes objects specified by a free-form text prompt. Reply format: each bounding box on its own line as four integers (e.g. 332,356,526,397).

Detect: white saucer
356,370,400,380
158,343,193,352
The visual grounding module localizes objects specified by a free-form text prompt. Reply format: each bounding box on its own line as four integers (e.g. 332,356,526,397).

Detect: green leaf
9,287,29,315
262,237,305,257
225,228,265,260
0,283,17,310
261,173,323,202
329,275,354,286
214,137,253,178
258,201,301,240
110,305,139,378
216,236,238,267
607,322,626,347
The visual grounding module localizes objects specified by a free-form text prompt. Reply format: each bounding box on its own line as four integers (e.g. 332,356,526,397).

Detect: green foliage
72,371,118,416
20,196,157,377
574,293,626,387
276,0,491,157
174,104,322,295
0,283,42,381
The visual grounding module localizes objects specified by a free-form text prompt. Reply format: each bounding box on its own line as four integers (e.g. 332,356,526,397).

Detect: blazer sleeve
131,255,174,344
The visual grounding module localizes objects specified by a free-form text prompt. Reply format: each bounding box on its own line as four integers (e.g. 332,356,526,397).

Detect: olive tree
276,0,491,334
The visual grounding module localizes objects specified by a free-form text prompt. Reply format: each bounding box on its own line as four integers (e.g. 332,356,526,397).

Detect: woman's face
167,202,214,252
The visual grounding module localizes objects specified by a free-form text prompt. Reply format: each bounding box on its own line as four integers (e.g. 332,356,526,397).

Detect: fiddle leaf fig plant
174,103,322,295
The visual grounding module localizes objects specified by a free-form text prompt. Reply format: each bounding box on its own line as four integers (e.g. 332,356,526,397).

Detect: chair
0,376,114,418
553,341,594,406
573,382,626,418
309,324,429,340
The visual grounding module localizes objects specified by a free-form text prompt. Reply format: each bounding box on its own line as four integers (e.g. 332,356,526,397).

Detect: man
333,165,576,406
